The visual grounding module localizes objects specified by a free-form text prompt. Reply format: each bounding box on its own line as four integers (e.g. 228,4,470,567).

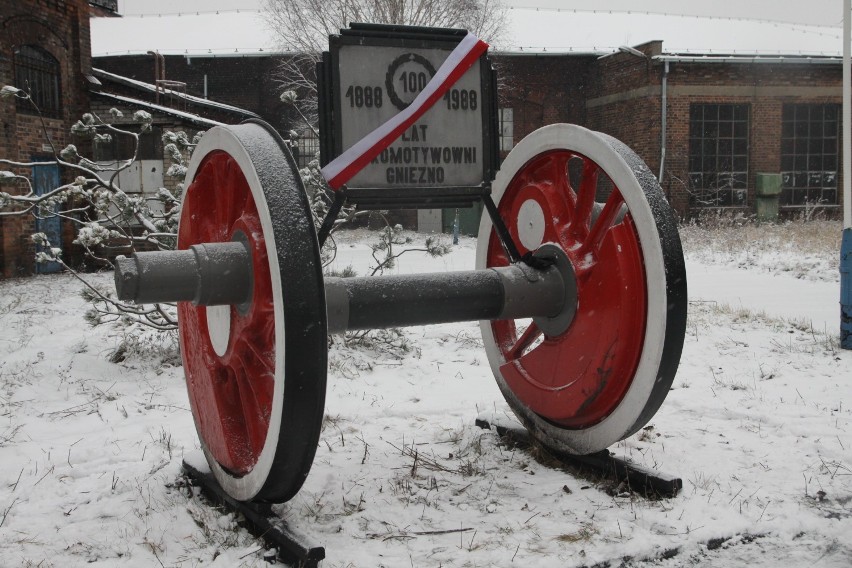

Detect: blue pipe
842,228,852,349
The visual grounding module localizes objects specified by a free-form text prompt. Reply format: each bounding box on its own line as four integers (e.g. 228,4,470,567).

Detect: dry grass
679,212,841,280
556,523,598,543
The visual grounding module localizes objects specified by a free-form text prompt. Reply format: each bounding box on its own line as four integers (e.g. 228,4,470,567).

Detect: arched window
13,45,61,118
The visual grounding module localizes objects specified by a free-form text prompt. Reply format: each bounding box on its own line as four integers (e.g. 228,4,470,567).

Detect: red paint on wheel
178,151,275,475
489,150,647,428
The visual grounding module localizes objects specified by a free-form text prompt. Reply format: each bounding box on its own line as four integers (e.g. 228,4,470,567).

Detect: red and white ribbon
321,32,489,190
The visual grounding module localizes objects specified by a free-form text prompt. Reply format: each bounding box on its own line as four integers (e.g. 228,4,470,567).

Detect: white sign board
321,25,497,199
335,45,484,188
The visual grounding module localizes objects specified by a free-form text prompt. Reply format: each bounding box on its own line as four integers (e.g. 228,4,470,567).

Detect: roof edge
92,68,261,118
654,54,842,64
90,92,224,128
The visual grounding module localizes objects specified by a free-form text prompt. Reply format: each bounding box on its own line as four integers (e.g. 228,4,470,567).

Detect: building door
32,159,62,274
442,201,484,237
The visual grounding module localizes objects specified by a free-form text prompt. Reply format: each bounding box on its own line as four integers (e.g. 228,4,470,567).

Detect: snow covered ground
0,225,849,567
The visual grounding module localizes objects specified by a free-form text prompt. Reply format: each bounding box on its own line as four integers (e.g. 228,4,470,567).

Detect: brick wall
662,61,842,216
0,0,92,277
579,48,843,216
586,44,663,179
494,53,593,143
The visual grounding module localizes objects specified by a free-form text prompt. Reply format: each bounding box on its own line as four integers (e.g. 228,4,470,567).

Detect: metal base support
842,228,852,349
182,455,325,567
475,414,682,498
575,533,767,568
317,188,347,248
482,193,522,263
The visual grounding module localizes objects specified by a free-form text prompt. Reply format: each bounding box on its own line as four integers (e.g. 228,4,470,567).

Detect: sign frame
317,23,500,210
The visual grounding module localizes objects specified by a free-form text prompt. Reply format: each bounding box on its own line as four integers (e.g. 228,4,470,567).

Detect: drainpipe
842,0,851,348
147,51,159,82
658,60,669,189
147,51,166,104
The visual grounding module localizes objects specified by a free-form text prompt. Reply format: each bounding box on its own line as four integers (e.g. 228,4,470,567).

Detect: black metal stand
182,458,325,567
475,415,682,499
482,194,523,264
317,188,347,248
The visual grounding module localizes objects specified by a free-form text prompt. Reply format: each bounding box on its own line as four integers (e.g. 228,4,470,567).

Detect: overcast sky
116,0,844,27
96,1,847,56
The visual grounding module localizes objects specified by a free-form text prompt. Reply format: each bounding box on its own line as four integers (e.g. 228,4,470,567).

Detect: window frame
498,107,514,153
93,125,163,162
13,45,62,119
687,103,750,207
294,128,320,169
780,103,839,206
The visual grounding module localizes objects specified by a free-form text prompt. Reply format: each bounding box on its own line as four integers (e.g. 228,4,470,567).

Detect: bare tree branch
264,0,507,129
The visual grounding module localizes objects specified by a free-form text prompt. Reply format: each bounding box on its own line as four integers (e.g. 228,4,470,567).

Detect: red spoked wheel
178,121,326,502
477,124,687,454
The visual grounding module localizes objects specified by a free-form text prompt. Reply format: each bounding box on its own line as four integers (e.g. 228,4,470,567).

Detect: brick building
498,43,843,218
0,1,260,279
3,7,845,271
0,0,99,277
585,42,843,217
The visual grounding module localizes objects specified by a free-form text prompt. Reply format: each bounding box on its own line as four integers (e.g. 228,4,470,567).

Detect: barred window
780,104,839,206
13,45,61,118
294,128,320,169
688,104,749,207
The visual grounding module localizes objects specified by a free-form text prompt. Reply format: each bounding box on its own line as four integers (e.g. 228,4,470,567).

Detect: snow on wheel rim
179,125,287,500
477,123,685,455
178,122,327,502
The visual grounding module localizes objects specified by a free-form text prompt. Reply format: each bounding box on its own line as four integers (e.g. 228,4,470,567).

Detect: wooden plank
475,415,682,499
182,456,325,567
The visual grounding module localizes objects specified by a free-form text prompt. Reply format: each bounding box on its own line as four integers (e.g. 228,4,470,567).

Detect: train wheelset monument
113,23,687,560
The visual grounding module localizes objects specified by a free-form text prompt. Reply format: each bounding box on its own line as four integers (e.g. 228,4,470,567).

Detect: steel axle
115,242,577,336
115,240,252,306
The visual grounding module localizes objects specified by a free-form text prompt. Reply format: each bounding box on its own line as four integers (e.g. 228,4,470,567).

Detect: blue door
32,159,62,274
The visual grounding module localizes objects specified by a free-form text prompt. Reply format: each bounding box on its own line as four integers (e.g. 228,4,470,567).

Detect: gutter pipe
658,60,668,186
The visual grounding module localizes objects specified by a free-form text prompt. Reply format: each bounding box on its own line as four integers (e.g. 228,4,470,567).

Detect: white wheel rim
180,125,286,500
477,124,668,454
